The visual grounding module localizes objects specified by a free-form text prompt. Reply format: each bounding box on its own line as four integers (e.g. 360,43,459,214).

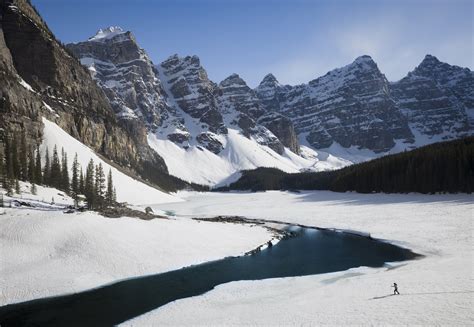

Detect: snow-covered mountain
255,56,414,152
68,29,342,185
256,54,472,152
67,27,168,129
391,55,472,141
68,27,473,186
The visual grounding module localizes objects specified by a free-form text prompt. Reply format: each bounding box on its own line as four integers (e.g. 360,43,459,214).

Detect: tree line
219,137,474,194
0,132,117,209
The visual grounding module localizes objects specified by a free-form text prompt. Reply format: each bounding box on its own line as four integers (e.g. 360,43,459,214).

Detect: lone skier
392,282,400,295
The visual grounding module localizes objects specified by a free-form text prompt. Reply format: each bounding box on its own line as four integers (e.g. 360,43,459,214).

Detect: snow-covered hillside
41,117,180,205
148,129,350,186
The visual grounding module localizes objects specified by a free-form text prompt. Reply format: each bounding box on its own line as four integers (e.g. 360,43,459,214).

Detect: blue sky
33,0,472,87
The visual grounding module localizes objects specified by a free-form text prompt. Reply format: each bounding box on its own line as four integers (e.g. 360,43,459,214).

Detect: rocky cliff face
67,27,169,130
391,55,472,138
255,55,472,152
0,0,174,190
217,73,290,154
255,56,414,152
158,54,226,134
68,23,472,182
69,32,301,156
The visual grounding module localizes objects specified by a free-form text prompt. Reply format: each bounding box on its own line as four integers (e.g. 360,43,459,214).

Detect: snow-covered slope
148,129,344,186
41,117,181,205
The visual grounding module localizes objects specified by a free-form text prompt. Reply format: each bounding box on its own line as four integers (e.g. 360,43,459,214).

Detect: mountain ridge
66,25,473,185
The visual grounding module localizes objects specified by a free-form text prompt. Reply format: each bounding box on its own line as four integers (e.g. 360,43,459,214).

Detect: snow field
125,191,473,325
0,208,271,306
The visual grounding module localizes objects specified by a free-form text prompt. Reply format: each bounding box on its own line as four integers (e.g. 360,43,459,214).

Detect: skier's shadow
370,290,473,300
371,294,395,300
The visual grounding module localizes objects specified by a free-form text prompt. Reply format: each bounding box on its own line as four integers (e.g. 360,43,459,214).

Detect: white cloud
259,8,472,85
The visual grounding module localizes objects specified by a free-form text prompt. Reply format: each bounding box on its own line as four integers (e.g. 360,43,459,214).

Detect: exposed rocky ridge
67,28,169,130
70,32,301,156
65,22,472,183
255,55,472,152
391,55,472,137
217,73,290,154
0,0,196,192
255,56,415,152
154,54,228,154
159,54,226,135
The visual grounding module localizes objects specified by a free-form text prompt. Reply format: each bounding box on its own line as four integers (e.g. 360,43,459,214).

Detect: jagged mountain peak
309,54,384,89
414,54,445,72
412,54,472,77
161,54,202,72
88,26,130,42
406,54,473,99
422,54,440,63
220,73,247,87
258,73,280,87
67,24,167,128
351,55,379,71
353,54,374,63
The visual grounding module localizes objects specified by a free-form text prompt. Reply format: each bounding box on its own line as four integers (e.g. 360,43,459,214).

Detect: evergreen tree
11,135,20,180
0,147,4,190
15,178,20,194
79,166,85,195
113,187,117,203
4,135,14,195
84,159,95,208
43,147,51,186
31,183,37,195
95,163,105,209
105,168,114,206
61,148,69,193
50,145,61,189
19,132,28,181
71,153,79,200
34,146,42,185
27,147,35,182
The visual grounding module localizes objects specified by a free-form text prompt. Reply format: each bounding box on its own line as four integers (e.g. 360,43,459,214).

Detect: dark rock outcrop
159,55,227,135
217,73,297,154
67,27,169,130
0,0,177,190
391,54,472,138
255,56,415,152
257,113,300,154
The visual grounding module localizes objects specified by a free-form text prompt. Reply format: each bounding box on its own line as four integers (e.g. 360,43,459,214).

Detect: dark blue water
0,227,418,326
